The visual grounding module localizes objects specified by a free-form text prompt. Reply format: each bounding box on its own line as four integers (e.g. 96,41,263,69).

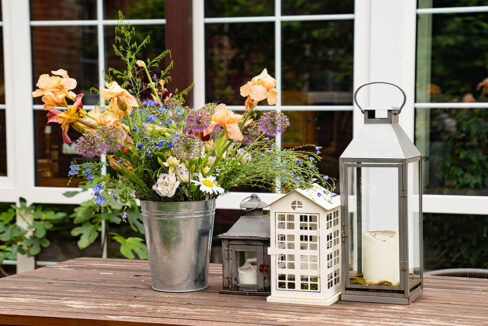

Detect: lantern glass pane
237,251,258,286
408,160,422,289
347,165,400,287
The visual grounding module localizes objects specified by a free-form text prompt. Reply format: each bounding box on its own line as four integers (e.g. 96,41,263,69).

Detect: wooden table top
0,258,487,326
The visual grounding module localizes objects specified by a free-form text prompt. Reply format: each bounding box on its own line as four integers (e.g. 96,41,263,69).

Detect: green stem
142,65,161,103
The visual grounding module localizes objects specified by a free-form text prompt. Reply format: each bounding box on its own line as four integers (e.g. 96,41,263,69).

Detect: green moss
350,274,399,287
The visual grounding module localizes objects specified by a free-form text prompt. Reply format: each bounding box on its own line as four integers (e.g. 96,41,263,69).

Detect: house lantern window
339,82,423,304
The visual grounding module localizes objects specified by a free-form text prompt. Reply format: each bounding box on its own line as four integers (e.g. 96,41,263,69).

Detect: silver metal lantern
218,194,271,295
340,82,423,304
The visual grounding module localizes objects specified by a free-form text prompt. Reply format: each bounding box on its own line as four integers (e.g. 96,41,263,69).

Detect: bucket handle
353,81,407,115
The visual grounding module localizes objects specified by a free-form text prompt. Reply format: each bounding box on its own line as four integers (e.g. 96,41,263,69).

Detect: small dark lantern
218,194,271,295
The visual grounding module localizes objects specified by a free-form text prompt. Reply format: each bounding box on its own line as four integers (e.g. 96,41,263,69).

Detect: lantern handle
239,195,266,211
353,82,406,115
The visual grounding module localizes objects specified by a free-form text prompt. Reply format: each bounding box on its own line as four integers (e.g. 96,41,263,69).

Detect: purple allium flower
98,127,125,153
201,103,217,114
76,134,110,158
165,98,183,112
186,110,211,132
172,133,203,161
257,111,290,136
242,123,261,145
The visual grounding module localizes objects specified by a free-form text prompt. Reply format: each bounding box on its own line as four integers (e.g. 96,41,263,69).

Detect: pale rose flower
152,173,180,198
176,163,189,183
163,156,180,173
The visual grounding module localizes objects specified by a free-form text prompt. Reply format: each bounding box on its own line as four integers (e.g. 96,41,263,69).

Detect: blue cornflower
295,177,301,181
117,160,123,164
309,157,315,161
122,212,128,219
265,137,269,141
143,100,157,107
165,118,173,125
87,176,94,182
137,143,144,149
271,164,275,167
158,106,167,113
332,193,338,197
316,146,322,154
147,151,152,157
132,126,139,132
166,141,173,148
113,195,118,200
95,196,105,205
158,122,163,126
324,175,329,181
68,164,80,176
265,149,272,153
317,192,322,197
171,134,180,140
82,168,92,177
296,159,301,164
138,109,146,114
144,137,149,141
145,114,157,123
93,184,103,194
260,154,264,158
175,106,185,115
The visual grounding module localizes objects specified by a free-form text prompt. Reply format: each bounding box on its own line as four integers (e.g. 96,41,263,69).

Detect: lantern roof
340,110,421,160
269,184,340,211
217,215,270,240
218,194,270,240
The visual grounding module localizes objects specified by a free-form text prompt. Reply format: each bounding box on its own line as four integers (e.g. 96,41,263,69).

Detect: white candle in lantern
362,230,399,285
238,261,257,285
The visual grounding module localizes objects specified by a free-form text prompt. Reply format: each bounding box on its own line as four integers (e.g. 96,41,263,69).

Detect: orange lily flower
86,107,120,127
100,81,138,116
32,69,77,110
46,94,85,144
240,69,278,108
204,104,243,141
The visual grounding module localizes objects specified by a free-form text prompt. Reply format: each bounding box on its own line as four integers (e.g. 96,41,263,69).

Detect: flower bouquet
32,19,332,292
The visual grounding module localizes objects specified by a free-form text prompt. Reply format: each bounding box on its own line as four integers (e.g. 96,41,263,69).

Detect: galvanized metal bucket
140,199,216,292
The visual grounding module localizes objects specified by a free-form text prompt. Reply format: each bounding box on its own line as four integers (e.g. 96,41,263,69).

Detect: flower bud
136,60,146,68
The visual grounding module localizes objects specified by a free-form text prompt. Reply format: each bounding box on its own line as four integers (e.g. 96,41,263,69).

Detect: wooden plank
0,258,487,325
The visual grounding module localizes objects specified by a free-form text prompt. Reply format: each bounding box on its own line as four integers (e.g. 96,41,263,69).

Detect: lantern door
229,244,265,291
342,162,406,295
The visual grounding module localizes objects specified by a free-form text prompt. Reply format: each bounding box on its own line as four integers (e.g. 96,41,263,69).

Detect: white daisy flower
192,174,224,196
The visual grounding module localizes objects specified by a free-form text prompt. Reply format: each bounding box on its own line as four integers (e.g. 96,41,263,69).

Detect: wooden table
0,258,487,326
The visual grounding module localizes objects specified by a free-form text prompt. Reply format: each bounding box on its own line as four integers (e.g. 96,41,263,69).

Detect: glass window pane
205,0,273,17
418,0,488,8
408,161,421,290
0,110,6,176
205,23,275,105
348,166,400,287
415,107,488,195
282,21,353,106
282,0,354,15
424,213,488,270
30,0,97,20
237,251,258,286
32,26,99,105
105,25,165,73
416,13,488,102
104,0,165,20
0,28,4,104
281,111,353,187
34,111,85,187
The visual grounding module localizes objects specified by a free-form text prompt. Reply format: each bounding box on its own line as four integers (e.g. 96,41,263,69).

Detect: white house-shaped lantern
267,184,341,306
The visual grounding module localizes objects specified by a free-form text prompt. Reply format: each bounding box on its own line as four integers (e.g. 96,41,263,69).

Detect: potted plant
32,18,332,292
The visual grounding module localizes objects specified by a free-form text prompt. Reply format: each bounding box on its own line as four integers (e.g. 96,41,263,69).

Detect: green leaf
63,190,83,198
72,200,97,224
72,223,99,250
126,208,145,234
112,234,148,259
102,211,122,224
